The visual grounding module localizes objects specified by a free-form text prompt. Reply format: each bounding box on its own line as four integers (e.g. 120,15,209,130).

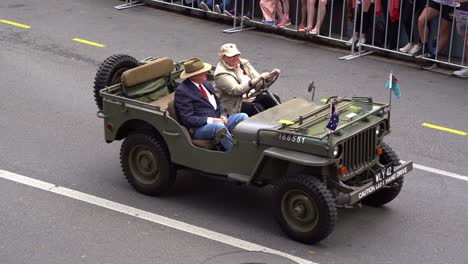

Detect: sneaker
297,24,306,32
421,61,439,70
277,19,291,28
224,9,234,16
199,2,210,12
356,37,366,47
409,44,422,56
453,68,468,77
214,4,221,14
346,36,357,46
261,20,274,25
399,43,414,53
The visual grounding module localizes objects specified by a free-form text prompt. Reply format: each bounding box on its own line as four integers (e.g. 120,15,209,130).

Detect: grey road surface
1,0,468,264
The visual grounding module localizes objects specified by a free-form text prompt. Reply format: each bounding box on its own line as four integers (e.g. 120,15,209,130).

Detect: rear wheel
362,143,404,207
273,175,337,244
120,132,176,196
93,54,139,110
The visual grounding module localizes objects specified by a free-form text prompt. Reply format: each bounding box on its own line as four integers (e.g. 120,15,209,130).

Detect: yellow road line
421,123,467,136
0,19,31,28
72,38,105,48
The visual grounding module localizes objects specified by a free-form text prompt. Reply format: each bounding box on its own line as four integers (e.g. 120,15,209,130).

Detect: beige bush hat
180,57,212,79
219,43,241,57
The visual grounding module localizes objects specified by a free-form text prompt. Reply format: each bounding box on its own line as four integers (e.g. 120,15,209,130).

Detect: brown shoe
215,127,228,142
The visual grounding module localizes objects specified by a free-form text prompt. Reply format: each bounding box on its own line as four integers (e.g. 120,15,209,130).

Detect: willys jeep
94,54,413,244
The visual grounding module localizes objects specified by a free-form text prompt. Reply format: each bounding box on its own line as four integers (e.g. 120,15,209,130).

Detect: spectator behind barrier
298,0,308,31
199,0,231,14
260,0,289,26
454,1,468,77
214,43,281,117
305,0,328,35
417,0,457,70
346,0,381,48
399,0,426,55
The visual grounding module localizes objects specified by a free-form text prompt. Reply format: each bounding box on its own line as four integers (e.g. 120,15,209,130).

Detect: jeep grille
342,127,377,174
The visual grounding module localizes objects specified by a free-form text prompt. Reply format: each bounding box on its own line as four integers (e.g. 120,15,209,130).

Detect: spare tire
93,54,139,110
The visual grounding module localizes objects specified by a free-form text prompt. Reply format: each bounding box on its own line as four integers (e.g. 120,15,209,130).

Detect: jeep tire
93,54,139,110
273,175,337,244
120,132,176,196
362,143,404,207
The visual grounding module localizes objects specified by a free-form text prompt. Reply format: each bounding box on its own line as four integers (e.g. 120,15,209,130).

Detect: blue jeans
192,113,248,151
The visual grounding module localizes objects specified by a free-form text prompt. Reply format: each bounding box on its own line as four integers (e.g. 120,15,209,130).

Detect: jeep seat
121,57,174,102
167,99,218,149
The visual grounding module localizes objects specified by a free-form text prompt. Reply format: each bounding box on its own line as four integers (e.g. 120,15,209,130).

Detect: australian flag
326,100,339,131
385,73,401,99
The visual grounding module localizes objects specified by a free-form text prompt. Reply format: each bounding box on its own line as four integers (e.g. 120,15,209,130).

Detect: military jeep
94,54,413,244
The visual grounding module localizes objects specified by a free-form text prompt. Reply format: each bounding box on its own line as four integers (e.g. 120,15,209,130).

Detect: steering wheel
246,71,279,99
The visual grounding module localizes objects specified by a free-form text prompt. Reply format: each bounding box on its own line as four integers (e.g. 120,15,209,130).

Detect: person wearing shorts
416,0,456,69
454,1,468,77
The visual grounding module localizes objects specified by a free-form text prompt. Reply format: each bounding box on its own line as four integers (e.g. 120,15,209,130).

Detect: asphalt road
1,0,468,264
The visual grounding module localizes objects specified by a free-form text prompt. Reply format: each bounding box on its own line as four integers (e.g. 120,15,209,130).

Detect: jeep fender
250,147,334,183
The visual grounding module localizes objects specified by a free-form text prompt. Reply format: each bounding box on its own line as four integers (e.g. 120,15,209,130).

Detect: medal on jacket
240,64,247,75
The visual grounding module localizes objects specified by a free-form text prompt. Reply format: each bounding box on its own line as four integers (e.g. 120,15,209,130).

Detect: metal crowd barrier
114,0,468,71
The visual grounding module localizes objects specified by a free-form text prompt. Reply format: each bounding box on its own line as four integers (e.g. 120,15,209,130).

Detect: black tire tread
93,54,139,110
120,132,175,196
362,143,404,207
273,175,337,244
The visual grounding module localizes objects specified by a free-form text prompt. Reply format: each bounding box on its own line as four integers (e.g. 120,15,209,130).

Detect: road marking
399,160,468,182
421,123,467,136
0,169,316,264
0,19,31,28
413,163,468,182
72,38,106,48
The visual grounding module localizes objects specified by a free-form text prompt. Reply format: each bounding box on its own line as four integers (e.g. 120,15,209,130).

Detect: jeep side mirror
308,81,316,101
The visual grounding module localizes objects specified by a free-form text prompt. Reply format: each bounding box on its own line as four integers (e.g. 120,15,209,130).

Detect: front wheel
362,143,404,207
273,175,337,244
120,133,176,196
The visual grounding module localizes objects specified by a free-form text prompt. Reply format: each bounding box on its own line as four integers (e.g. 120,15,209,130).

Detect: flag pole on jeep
388,72,393,126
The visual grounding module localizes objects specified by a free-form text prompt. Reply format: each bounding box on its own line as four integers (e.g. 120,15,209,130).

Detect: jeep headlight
333,145,342,158
376,123,385,138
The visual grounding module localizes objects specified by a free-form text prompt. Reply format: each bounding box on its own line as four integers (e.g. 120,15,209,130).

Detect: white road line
399,160,468,182
0,169,316,264
414,163,468,182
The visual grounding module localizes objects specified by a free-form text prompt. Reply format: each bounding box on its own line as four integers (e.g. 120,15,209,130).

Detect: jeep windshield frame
280,97,390,140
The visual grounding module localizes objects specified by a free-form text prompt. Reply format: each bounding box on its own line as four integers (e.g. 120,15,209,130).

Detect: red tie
199,84,209,99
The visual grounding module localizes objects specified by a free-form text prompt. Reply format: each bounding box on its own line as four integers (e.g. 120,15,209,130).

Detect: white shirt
191,81,218,124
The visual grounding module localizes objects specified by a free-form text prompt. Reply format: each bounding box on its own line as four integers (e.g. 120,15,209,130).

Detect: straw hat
180,57,212,79
219,43,241,57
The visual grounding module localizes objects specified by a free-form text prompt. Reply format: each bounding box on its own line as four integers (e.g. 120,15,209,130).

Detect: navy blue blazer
175,79,226,129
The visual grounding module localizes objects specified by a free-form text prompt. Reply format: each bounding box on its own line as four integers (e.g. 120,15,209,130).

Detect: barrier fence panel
127,0,468,72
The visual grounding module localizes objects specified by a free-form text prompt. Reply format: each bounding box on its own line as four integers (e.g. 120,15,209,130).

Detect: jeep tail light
339,166,347,175
106,123,113,132
376,147,383,156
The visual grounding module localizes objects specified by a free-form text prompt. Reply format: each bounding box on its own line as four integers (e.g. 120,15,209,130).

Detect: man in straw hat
175,57,248,151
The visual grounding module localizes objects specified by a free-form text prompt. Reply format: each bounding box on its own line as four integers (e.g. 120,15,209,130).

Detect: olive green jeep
94,54,413,244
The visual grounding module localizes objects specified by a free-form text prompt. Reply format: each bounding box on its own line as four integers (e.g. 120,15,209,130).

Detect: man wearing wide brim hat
175,57,248,151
